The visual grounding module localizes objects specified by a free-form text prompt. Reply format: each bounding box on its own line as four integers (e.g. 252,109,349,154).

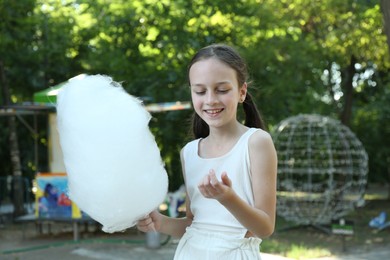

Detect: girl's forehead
190,58,235,76
192,57,229,67
189,62,238,88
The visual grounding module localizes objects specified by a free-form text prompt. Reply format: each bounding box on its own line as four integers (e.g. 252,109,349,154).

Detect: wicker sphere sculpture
272,114,368,225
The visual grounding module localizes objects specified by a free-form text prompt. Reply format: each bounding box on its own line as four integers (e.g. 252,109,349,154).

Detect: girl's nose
206,92,217,104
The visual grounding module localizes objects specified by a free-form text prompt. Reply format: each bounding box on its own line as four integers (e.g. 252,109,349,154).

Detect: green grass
286,244,332,259
261,235,332,259
260,196,390,259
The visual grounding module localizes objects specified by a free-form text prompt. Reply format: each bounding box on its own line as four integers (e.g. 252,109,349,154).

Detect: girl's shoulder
183,138,201,148
248,128,275,151
181,138,201,154
249,127,271,140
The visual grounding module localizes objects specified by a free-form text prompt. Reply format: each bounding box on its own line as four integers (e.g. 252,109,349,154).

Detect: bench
16,214,97,241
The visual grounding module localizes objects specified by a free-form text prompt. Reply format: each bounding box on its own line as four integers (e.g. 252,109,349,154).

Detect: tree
0,0,389,193
381,0,390,55
0,0,38,216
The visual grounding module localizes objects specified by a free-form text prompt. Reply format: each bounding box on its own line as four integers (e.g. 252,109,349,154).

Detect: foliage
0,0,389,188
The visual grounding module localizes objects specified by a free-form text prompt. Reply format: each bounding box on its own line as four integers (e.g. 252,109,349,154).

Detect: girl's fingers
197,170,234,202
209,170,219,187
221,172,231,187
138,214,150,221
137,215,154,231
198,170,221,198
199,174,212,197
202,174,210,186
138,222,154,232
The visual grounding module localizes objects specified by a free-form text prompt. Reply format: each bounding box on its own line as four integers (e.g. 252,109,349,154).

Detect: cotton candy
56,74,168,233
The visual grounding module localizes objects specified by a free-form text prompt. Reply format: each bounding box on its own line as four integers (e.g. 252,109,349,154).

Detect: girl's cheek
192,97,202,109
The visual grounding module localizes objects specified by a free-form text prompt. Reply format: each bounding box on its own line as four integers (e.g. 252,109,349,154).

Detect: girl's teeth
207,109,222,114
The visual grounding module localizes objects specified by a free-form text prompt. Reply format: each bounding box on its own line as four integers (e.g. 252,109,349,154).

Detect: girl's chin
202,118,224,128
202,115,222,123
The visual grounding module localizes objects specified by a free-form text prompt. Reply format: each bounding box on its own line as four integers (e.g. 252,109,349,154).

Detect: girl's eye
217,89,229,93
195,91,206,95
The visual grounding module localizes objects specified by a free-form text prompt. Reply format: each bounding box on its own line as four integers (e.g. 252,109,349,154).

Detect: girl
137,44,277,259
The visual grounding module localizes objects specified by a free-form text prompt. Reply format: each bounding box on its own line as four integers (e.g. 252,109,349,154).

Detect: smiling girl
137,44,277,259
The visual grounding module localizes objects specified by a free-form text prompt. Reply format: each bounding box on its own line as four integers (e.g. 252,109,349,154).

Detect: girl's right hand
136,210,161,232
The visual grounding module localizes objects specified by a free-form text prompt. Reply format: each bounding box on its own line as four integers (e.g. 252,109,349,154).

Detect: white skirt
173,226,262,260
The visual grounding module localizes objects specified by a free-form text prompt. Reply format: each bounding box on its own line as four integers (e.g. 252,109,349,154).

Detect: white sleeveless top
182,128,259,238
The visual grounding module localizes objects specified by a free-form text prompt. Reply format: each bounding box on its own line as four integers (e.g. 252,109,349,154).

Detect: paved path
1,220,388,260
1,239,292,260
1,236,389,260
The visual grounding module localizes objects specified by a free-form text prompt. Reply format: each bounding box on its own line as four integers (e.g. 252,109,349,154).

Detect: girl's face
189,58,247,129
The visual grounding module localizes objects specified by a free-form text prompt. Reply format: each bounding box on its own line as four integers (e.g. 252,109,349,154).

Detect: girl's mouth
204,108,224,116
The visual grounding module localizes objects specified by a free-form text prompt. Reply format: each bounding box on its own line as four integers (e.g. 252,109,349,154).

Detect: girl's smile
189,58,246,128
204,108,224,116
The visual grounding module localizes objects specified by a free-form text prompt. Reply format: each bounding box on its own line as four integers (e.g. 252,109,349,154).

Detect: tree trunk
0,60,26,217
340,55,356,126
381,0,390,56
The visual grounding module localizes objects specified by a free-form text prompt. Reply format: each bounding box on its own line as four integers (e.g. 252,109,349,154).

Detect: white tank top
182,128,259,238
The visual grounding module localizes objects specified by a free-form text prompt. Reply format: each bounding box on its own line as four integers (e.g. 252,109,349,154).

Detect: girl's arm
137,149,193,238
137,197,193,237
198,130,277,238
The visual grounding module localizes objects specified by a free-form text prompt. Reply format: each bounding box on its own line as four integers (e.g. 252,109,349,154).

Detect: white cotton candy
56,74,168,233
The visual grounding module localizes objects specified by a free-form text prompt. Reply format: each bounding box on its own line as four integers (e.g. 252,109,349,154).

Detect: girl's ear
239,82,248,103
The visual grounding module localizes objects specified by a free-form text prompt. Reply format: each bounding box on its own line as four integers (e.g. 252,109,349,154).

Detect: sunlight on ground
286,244,332,259
262,240,332,259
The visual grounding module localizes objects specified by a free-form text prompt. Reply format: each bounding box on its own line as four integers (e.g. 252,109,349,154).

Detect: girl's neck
207,121,246,141
198,122,248,158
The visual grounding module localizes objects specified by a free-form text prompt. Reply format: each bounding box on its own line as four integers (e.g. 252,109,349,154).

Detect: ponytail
192,113,209,139
243,92,265,130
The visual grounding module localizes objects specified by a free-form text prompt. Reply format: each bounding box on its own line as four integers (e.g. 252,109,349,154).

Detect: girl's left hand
198,169,233,203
